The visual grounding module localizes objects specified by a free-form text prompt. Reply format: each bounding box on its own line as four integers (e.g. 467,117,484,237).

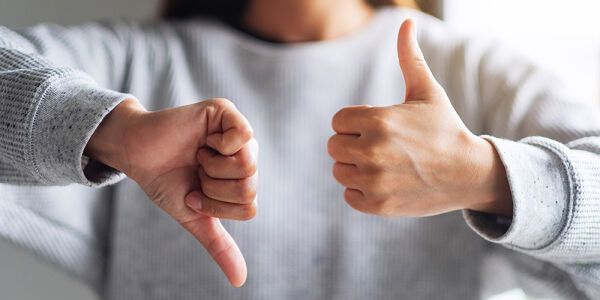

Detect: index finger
331,105,371,135
208,107,254,156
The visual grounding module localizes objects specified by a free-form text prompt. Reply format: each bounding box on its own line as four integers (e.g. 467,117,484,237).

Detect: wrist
85,98,147,174
463,135,513,217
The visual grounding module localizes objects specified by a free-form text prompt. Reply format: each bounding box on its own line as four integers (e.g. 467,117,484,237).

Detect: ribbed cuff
29,74,132,187
463,136,570,250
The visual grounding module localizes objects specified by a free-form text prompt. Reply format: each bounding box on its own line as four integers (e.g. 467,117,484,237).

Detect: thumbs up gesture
328,20,512,218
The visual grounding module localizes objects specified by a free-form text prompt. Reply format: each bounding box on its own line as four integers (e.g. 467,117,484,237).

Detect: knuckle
237,157,257,177
343,194,362,211
332,107,360,131
202,99,228,113
199,159,219,176
237,179,257,203
200,179,214,197
232,150,255,176
332,108,346,124
368,109,395,132
343,189,370,213
239,203,257,221
201,163,218,177
346,197,376,216
343,188,356,201
372,117,394,133
327,136,337,157
359,138,390,166
358,144,383,165
211,97,234,107
358,144,378,161
331,163,344,182
196,148,212,164
331,113,343,131
236,146,258,173
240,126,254,142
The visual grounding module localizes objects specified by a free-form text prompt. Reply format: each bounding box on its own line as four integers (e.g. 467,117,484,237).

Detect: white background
444,0,600,103
0,1,599,299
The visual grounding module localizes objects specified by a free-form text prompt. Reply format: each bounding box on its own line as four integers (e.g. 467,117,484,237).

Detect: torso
105,9,489,299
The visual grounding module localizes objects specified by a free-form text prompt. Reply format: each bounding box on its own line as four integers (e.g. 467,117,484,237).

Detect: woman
0,0,599,299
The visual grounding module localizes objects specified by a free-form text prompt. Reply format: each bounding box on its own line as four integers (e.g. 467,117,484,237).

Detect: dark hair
162,0,418,23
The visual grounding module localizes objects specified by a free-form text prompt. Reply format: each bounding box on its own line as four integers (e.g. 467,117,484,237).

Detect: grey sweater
1,8,600,300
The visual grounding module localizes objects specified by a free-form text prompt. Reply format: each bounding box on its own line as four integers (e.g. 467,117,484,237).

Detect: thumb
180,214,247,287
397,19,439,101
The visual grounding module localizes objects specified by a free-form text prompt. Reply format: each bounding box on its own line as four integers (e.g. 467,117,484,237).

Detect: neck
242,0,374,43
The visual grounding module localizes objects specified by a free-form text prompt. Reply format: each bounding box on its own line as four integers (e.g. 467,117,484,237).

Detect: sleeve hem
464,136,572,251
28,74,133,187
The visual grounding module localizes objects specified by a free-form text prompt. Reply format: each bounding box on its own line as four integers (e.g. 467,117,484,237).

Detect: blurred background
0,0,598,299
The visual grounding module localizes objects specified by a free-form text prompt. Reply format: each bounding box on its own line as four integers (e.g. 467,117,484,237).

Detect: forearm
0,66,132,186
466,135,600,261
461,136,513,217
84,98,147,175
0,23,137,186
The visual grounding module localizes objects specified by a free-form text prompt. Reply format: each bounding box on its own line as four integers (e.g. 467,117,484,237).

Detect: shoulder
82,17,231,46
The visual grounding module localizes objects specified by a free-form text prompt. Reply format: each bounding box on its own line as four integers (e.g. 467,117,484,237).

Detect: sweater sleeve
0,23,142,187
458,39,600,296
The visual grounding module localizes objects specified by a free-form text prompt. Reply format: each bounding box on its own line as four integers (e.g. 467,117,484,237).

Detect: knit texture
1,8,600,299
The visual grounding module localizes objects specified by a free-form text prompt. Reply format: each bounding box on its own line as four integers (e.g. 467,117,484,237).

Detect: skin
86,98,257,287
328,19,512,218
242,0,374,42
85,0,512,288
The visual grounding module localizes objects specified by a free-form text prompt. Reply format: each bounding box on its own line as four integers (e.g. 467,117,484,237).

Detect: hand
327,19,512,218
86,98,257,287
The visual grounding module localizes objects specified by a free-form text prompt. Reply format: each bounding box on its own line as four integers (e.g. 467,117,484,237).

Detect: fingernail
186,191,203,211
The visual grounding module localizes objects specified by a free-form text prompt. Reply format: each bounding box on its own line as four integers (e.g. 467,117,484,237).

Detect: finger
397,19,439,101
332,162,362,190
185,191,257,221
179,214,247,287
199,168,257,204
198,139,258,179
342,188,370,213
206,100,254,156
331,105,371,135
327,134,361,164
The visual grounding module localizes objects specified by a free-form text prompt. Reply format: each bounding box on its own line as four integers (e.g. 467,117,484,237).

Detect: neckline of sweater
197,7,405,59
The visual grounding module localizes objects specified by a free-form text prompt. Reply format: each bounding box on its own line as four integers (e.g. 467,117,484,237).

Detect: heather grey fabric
1,8,600,299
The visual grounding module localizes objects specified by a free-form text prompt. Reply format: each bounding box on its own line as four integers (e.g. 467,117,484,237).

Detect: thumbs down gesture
327,19,512,218
87,98,257,288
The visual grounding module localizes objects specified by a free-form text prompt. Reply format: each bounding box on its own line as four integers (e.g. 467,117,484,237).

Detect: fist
89,98,257,287
185,138,258,221
327,20,512,218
